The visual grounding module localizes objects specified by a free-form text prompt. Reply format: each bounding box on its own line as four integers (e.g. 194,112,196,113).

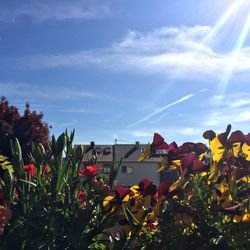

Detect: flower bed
0,125,249,249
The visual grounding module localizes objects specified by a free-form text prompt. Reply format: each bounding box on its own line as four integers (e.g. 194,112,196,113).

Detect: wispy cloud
19,26,250,78
0,82,92,100
198,92,250,130
0,0,109,22
204,110,250,127
126,127,205,144
178,128,203,136
0,81,117,104
208,93,250,109
130,130,155,138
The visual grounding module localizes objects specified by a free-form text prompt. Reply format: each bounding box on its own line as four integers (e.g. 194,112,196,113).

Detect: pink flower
78,165,100,179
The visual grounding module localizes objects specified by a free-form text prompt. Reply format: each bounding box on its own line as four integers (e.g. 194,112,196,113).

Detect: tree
0,97,50,163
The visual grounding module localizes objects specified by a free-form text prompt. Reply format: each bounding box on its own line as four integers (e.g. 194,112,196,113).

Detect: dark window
121,165,127,173
103,147,111,154
95,147,102,154
121,165,133,174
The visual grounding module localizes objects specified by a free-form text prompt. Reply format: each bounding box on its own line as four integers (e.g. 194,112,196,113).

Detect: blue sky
1,0,250,145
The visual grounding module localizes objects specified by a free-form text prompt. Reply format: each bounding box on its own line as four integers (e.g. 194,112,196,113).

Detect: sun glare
217,5,250,97
203,0,245,44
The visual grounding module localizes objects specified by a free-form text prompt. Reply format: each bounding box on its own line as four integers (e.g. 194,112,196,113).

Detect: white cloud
237,111,250,122
20,25,250,78
0,0,109,22
130,130,154,138
203,109,250,127
230,99,250,108
178,128,203,136
208,93,250,109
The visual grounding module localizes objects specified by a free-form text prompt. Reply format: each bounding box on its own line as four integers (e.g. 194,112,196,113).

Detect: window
95,147,102,154
157,149,167,154
121,165,127,173
121,165,133,174
103,164,111,174
127,166,133,174
103,147,111,154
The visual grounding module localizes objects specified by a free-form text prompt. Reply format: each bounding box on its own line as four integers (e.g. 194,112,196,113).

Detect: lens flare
217,11,250,97
203,0,245,44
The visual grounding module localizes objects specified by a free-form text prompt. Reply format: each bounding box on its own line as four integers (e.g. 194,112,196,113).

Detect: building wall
115,162,160,186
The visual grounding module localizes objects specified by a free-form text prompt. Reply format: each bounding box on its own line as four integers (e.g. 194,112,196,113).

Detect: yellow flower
210,136,225,162
228,170,236,193
240,176,250,183
103,195,114,208
242,143,250,161
233,208,250,223
232,142,241,157
157,157,168,172
217,181,232,208
169,169,187,192
208,161,219,185
169,160,181,171
138,143,151,162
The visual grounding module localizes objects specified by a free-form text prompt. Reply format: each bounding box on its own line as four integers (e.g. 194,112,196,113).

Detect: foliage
0,125,249,249
0,97,50,163
0,131,122,249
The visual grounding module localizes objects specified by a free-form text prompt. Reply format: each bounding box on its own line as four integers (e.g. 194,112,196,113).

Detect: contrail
127,93,195,128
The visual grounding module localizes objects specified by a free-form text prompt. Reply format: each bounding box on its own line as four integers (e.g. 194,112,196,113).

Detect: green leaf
56,133,66,156
75,145,84,162
19,178,37,187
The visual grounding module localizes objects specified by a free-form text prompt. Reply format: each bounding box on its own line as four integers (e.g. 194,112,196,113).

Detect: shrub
0,97,50,163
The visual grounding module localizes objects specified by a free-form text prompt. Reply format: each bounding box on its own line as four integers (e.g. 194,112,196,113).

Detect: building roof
114,144,161,163
78,142,161,164
80,144,113,163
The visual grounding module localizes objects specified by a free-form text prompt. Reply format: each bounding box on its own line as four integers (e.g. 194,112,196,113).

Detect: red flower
0,190,4,203
78,165,100,178
78,191,87,201
115,186,134,202
139,179,157,197
152,133,169,149
179,142,207,156
146,222,158,231
103,184,111,193
228,130,245,143
24,164,36,177
0,201,12,236
158,181,171,197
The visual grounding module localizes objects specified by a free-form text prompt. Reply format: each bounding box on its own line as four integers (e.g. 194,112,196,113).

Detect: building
79,141,164,186
113,143,161,186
